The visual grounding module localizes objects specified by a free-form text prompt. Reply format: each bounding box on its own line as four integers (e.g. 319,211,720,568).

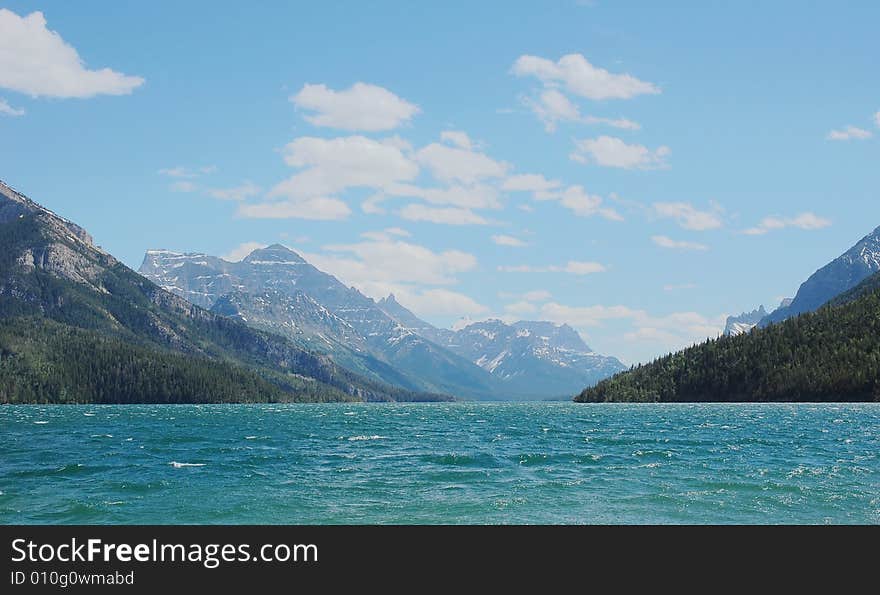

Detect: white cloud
416,142,508,185
525,88,582,132
0,98,24,116
512,53,660,100
651,235,709,251
874,111,880,128
271,136,418,200
398,204,489,225
492,234,527,247
386,183,501,209
557,185,624,220
826,125,872,141
583,115,641,130
359,227,412,242
523,88,641,132
663,283,697,292
290,82,419,131
498,261,606,275
306,238,477,288
237,197,352,220
440,130,473,150
222,242,267,262
502,173,562,193
392,288,489,317
158,166,215,179
653,202,723,231
571,136,670,169
206,181,261,201
0,9,144,98
743,212,832,235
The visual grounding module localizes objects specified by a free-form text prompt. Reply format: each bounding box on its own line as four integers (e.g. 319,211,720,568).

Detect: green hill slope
576,274,880,403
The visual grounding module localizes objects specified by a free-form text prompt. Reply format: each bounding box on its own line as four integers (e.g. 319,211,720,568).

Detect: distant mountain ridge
142,245,625,399
375,297,626,398
723,305,768,336
0,180,440,404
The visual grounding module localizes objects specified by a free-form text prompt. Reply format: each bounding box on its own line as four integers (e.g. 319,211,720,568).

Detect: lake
1,402,877,524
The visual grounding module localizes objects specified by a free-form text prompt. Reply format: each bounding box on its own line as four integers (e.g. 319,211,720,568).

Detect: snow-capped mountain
140,245,498,398
378,299,626,398
723,306,768,336
760,225,880,326
141,245,626,399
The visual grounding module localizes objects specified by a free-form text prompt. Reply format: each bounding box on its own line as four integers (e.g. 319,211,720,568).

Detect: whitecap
83,413,96,417
33,421,48,425
245,436,258,440
347,435,385,441
169,462,206,468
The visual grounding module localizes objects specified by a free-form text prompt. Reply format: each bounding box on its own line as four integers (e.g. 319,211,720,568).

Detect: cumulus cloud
492,234,527,247
556,185,624,220
271,136,418,200
524,88,582,132
206,181,261,201
571,136,670,169
743,212,831,235
0,98,24,116
502,173,562,193
440,130,474,150
157,166,215,179
415,142,508,185
305,238,477,289
222,242,268,262
651,235,709,251
398,204,489,225
583,115,641,130
653,202,723,231
0,9,144,98
237,197,352,220
498,261,606,275
391,288,489,317
386,183,501,209
826,125,872,141
512,53,660,100
523,88,641,132
291,82,419,131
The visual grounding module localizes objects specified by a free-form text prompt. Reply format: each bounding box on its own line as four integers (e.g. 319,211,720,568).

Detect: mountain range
140,245,626,399
0,180,445,404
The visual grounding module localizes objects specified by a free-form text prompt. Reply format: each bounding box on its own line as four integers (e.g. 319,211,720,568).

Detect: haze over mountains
140,244,626,399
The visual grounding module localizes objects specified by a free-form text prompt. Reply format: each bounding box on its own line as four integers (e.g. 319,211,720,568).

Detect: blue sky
1,1,879,363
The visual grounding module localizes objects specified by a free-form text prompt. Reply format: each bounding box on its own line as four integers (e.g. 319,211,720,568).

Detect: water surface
1,403,877,524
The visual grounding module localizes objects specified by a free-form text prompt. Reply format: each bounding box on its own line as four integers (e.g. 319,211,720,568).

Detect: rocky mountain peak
242,244,306,264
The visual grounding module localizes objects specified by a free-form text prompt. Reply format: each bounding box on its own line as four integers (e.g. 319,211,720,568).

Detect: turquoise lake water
1,403,878,524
